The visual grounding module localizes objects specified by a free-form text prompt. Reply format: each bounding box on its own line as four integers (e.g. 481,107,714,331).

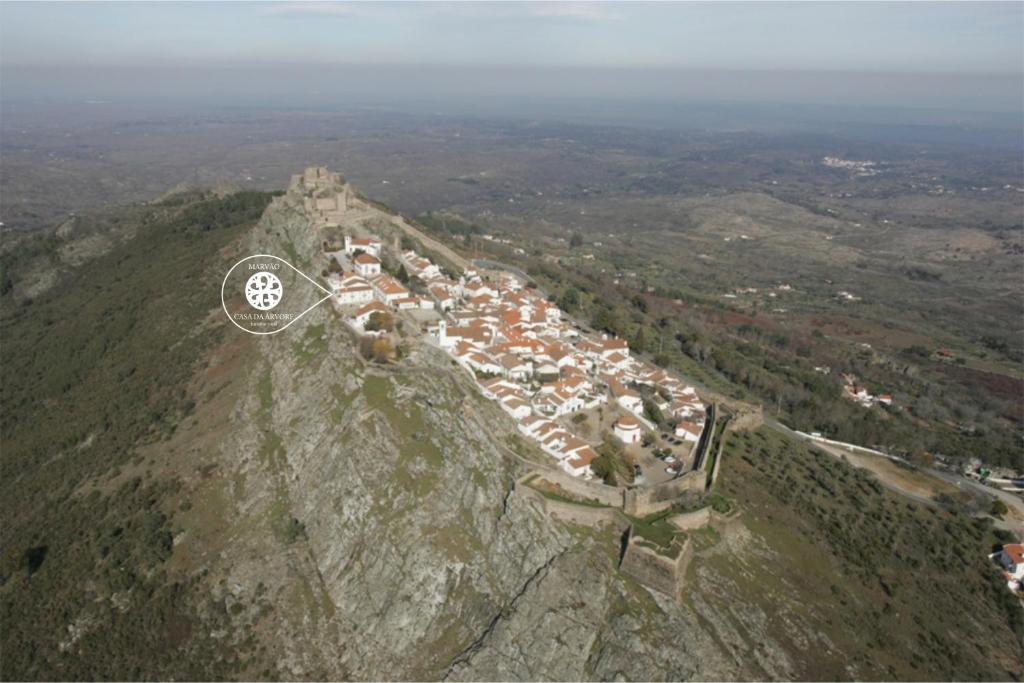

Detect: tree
592,306,620,336
396,264,410,284
569,232,584,248
593,435,626,485
990,499,1009,518
359,336,394,362
371,338,394,362
658,316,671,353
643,397,666,427
632,326,648,353
364,311,395,333
557,287,581,312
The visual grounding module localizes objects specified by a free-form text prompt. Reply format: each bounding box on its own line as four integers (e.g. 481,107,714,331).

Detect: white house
500,395,533,421
353,300,390,327
675,421,703,442
559,437,597,478
370,274,410,304
600,337,630,359
429,285,455,311
459,350,502,376
394,297,429,311
498,354,532,382
517,415,550,437
403,251,443,280
354,253,382,278
616,390,643,415
614,416,642,444
462,279,498,300
328,273,375,305
335,283,375,305
345,235,382,257
997,544,1024,591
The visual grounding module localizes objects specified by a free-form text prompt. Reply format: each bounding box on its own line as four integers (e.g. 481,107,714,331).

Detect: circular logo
245,272,283,310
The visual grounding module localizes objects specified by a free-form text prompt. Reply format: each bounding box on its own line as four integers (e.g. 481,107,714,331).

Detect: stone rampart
515,484,628,531
619,531,693,601
529,468,625,508
623,471,706,517
669,506,741,532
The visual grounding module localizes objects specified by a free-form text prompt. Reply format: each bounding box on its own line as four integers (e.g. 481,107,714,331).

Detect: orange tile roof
1005,544,1024,564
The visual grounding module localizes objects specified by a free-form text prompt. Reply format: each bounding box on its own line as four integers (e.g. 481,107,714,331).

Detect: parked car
665,456,676,464
665,467,679,475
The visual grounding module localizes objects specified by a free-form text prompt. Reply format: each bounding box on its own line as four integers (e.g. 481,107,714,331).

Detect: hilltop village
294,167,708,482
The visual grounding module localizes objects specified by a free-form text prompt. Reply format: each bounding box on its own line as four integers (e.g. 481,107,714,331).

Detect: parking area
628,433,698,485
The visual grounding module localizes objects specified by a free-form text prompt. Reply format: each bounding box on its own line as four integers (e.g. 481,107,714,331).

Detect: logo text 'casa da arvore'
221,254,333,335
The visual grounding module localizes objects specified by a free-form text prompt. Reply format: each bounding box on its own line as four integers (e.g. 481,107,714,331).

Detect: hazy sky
2,1,1021,71
1,2,1022,115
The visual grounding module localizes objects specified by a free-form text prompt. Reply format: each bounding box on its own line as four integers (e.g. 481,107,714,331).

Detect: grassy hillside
0,190,276,679
690,427,1023,680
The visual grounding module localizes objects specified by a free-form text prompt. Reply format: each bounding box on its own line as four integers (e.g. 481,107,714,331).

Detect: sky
1,1,1022,115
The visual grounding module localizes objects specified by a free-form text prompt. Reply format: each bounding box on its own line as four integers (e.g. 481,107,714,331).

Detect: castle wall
668,506,741,532
527,468,625,508
619,531,693,600
623,471,706,517
516,485,629,531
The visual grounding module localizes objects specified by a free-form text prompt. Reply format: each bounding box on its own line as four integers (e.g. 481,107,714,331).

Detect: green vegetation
708,427,1023,679
292,322,328,367
704,493,733,514
364,311,395,333
627,509,679,551
591,434,632,485
0,191,275,680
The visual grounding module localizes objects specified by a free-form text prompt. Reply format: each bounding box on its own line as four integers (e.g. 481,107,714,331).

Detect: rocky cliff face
161,184,768,681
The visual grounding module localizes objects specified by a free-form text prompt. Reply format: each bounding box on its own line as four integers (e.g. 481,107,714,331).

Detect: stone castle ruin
291,166,357,229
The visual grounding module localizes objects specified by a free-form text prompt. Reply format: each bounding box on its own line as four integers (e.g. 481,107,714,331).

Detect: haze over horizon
2,1,1022,121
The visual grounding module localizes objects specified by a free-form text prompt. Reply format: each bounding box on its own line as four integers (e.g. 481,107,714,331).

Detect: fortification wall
530,468,625,508
515,485,628,530
728,405,764,432
619,533,693,600
623,471,706,517
669,506,741,532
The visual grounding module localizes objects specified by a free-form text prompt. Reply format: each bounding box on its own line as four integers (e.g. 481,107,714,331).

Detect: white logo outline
220,254,333,336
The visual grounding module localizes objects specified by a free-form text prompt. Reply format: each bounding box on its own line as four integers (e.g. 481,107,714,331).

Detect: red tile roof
1004,544,1024,565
